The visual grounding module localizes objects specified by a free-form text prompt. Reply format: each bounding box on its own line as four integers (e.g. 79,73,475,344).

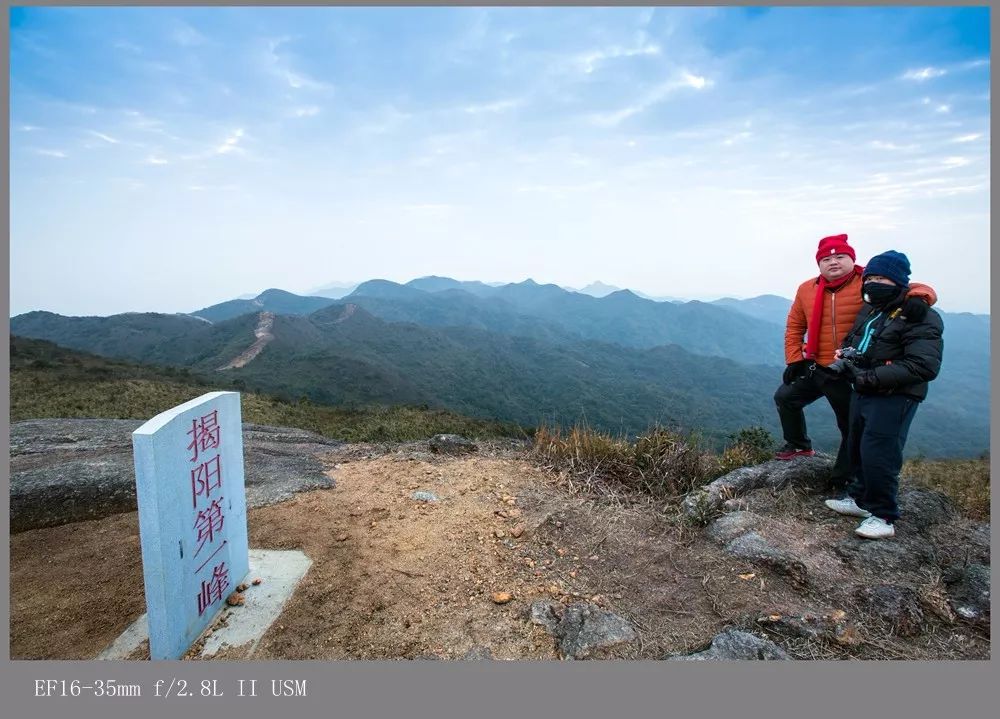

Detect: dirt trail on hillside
9,448,990,661
217,312,275,370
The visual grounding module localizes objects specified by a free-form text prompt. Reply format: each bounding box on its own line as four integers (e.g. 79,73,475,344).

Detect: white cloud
681,72,708,90
402,203,456,213
902,67,947,81
722,131,752,146
34,148,67,158
869,140,915,151
941,156,970,168
173,23,207,47
462,98,523,115
935,104,951,114
958,58,989,71
575,42,661,74
356,104,412,135
144,155,169,165
516,181,607,196
18,124,41,132
950,133,983,143
590,71,711,127
88,130,120,144
188,184,238,192
265,37,334,93
291,106,320,118
216,128,245,155
286,71,331,91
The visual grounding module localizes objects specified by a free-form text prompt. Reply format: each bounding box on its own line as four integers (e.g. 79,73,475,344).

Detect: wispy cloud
902,66,947,81
575,42,661,74
290,105,320,118
869,140,916,151
34,148,67,158
462,98,523,115
216,128,245,155
941,156,971,168
950,133,983,143
188,184,239,192
722,131,752,146
88,130,120,144
516,181,607,196
265,37,334,93
590,71,711,127
173,22,207,47
957,58,989,71
144,154,169,165
402,203,456,213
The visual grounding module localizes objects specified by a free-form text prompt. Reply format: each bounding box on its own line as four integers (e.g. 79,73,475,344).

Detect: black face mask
863,281,902,308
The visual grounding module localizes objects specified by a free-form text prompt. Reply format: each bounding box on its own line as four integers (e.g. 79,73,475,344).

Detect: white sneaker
824,497,872,518
855,516,895,539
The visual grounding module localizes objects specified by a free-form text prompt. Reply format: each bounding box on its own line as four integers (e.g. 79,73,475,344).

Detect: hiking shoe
774,444,815,460
824,497,871,518
855,516,895,540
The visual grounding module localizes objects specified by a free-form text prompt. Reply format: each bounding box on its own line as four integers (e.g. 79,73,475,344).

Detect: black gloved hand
901,296,929,323
837,361,859,380
853,370,879,392
782,360,811,385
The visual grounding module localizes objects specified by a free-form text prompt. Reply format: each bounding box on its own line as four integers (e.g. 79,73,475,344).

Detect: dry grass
532,423,776,503
903,457,990,520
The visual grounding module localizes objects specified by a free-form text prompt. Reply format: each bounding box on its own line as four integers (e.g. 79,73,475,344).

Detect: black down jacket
840,302,944,401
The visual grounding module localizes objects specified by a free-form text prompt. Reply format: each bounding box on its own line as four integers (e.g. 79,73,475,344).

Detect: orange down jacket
784,272,938,367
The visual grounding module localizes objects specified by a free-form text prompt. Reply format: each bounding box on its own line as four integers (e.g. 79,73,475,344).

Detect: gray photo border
2,2,996,718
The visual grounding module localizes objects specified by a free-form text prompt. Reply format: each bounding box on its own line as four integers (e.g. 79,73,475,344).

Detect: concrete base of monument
97,548,313,660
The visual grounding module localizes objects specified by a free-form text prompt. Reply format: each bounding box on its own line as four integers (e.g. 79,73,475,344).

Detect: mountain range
11,277,990,457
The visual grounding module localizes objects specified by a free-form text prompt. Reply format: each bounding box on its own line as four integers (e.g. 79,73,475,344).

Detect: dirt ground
9,447,990,660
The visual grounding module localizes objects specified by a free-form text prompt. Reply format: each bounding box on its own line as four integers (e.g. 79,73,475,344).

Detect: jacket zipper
831,291,837,350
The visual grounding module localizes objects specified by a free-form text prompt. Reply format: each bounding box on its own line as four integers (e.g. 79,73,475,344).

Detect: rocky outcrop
429,434,478,454
686,456,990,655
755,609,858,645
853,585,926,637
667,628,790,661
682,455,834,521
10,419,344,533
943,564,990,626
724,532,809,587
528,600,637,659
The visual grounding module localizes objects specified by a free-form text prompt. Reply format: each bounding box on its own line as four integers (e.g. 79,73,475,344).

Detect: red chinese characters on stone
197,562,230,616
187,410,221,463
186,405,230,618
191,455,223,508
193,498,225,557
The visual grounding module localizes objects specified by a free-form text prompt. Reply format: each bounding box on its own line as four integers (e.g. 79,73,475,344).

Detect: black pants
773,368,853,487
846,393,918,523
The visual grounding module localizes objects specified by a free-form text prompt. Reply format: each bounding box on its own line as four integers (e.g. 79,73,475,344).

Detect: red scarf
804,266,863,360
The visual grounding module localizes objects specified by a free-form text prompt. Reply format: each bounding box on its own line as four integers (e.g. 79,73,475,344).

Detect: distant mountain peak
605,288,638,299
576,281,622,298
257,288,297,299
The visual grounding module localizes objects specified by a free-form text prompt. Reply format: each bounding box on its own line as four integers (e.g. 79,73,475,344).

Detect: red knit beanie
815,234,856,263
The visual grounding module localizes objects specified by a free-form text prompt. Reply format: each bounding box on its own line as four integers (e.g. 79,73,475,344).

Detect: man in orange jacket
774,234,937,490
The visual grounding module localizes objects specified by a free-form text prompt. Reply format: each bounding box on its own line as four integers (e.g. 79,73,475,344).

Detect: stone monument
132,391,249,660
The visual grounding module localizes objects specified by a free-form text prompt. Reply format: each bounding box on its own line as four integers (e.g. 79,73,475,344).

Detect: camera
827,346,860,375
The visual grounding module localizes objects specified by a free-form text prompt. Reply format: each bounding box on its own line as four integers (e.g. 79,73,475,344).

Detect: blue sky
10,6,990,316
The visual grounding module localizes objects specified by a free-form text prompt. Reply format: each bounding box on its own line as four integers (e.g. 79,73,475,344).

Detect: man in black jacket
823,250,944,539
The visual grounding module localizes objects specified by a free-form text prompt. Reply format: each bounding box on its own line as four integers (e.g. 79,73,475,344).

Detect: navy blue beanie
863,250,911,287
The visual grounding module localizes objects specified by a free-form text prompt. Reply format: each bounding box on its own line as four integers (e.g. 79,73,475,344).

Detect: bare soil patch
9,448,990,660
